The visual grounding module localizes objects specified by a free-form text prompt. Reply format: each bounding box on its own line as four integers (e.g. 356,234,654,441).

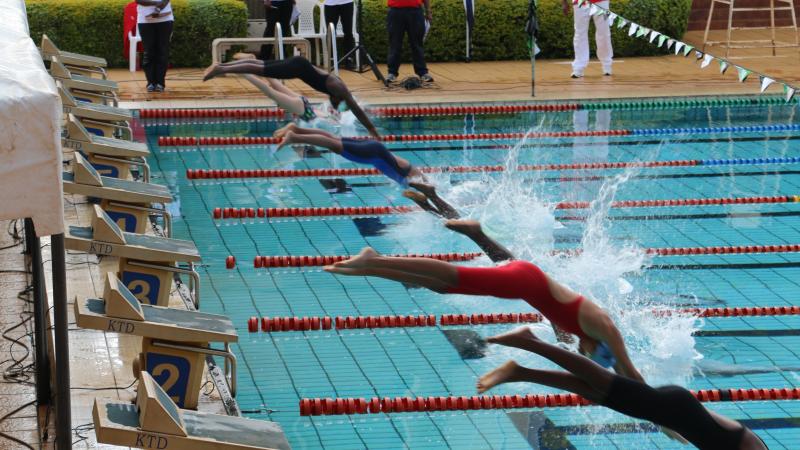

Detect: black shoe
155,84,165,92
420,73,434,83
386,73,398,83
146,83,155,92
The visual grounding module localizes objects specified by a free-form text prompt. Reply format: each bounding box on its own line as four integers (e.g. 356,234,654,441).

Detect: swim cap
590,341,617,368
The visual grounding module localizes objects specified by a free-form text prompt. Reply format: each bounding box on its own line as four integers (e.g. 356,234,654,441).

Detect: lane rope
246,306,800,333
211,195,799,220
186,157,800,180
298,388,800,415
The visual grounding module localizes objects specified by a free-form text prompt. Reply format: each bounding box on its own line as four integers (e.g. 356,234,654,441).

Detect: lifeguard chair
703,0,800,56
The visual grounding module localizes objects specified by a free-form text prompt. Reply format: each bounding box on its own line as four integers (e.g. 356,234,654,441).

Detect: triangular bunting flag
736,66,751,82
666,38,675,50
649,31,660,43
695,50,703,60
760,76,775,92
784,85,796,102
683,45,694,57
636,27,649,38
658,35,668,47
617,18,628,29
701,54,714,68
628,23,638,36
674,42,685,55
607,15,615,27
608,12,617,22
720,60,729,74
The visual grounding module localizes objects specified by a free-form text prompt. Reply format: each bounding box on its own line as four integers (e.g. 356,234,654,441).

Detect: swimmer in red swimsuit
324,237,644,385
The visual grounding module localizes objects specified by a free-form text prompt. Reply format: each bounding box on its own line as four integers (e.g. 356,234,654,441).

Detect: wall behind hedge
27,0,248,68
360,0,692,62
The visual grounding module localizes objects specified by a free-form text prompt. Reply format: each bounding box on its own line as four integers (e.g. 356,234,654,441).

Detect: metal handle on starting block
91,154,150,182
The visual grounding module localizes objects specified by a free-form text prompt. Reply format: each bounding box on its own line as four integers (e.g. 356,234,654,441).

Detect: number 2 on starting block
145,353,190,408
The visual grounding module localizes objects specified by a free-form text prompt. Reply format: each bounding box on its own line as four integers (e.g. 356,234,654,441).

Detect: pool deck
115,31,800,109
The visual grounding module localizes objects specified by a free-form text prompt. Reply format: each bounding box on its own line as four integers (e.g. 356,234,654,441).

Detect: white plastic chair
320,2,360,68
291,0,325,65
128,30,142,72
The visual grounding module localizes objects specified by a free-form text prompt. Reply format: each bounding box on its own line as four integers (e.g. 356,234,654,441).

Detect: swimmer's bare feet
477,360,521,394
203,64,221,82
486,325,540,348
274,123,297,139
444,219,483,237
332,247,378,269
276,131,297,150
232,52,256,60
408,181,437,197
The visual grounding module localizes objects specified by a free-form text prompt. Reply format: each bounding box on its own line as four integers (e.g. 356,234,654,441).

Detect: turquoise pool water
145,100,800,449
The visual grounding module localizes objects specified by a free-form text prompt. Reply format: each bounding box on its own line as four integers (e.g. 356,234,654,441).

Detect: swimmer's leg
487,326,614,392
286,126,339,140
477,361,604,401
403,190,444,218
445,219,515,262
278,129,343,152
408,182,460,219
326,247,460,287
243,75,305,115
327,266,452,293
203,59,264,81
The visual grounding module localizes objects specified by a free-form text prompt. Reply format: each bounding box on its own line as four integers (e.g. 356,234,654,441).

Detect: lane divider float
236,244,800,270
186,157,800,180
140,108,285,119
299,388,800,415
211,195,799,220
246,306,800,333
139,96,786,120
160,124,800,147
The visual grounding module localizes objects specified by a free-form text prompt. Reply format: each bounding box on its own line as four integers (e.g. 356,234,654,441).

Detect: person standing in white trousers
562,0,613,78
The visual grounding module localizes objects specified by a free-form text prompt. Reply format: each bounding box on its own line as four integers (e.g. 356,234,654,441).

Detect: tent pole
51,234,71,449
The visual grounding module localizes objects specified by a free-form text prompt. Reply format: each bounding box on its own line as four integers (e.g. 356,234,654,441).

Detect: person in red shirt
386,0,433,83
562,0,613,78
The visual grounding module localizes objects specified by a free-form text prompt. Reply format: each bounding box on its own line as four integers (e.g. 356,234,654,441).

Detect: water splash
391,126,701,384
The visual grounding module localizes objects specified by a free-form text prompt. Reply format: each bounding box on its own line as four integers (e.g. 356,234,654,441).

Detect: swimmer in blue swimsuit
276,124,422,185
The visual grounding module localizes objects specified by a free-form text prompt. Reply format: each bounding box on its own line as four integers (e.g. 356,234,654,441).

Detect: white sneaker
603,68,613,76
570,72,583,79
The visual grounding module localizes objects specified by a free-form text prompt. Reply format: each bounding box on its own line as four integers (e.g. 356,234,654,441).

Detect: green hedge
27,0,247,68
360,0,691,62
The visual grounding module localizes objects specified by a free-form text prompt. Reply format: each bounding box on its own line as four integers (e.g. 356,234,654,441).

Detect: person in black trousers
261,0,294,59
136,0,174,92
324,0,355,68
386,0,432,83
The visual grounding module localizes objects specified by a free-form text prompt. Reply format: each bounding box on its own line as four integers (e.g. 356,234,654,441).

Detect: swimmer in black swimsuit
477,326,768,450
203,56,379,138
275,124,423,185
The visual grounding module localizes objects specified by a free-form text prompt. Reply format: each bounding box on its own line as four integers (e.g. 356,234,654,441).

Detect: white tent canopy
0,0,63,236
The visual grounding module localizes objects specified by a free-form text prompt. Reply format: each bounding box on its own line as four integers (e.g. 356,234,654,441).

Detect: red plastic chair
123,2,143,71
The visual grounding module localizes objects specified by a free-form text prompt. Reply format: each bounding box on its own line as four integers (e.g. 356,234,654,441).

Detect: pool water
145,100,800,449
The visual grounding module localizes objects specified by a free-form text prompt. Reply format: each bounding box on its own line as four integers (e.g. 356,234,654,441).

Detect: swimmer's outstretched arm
242,75,305,116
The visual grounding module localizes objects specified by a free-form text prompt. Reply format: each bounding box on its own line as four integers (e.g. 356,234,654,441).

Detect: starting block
77,274,237,408
93,371,290,450
67,206,201,307
41,34,108,79
63,114,149,181
64,154,172,235
50,57,118,106
59,84,132,139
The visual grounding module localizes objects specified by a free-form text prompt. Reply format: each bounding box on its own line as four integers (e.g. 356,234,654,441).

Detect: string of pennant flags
575,0,798,102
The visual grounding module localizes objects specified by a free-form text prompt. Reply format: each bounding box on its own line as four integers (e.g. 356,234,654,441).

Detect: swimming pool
144,98,800,449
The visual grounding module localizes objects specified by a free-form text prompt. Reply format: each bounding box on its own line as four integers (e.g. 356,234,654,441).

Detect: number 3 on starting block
121,271,160,305
105,210,139,233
